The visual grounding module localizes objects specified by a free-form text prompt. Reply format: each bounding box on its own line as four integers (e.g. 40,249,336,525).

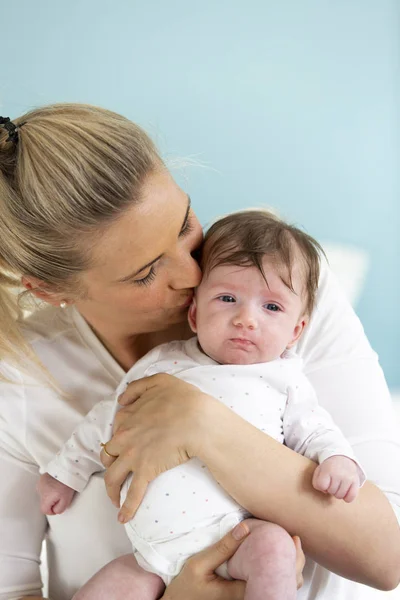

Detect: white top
46,337,365,583
0,263,399,600
47,337,364,497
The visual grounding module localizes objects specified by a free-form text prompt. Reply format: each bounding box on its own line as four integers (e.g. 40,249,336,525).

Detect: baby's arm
283,374,365,502
37,397,116,515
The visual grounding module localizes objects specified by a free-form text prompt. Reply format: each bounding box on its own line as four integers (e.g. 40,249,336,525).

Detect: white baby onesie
47,337,365,584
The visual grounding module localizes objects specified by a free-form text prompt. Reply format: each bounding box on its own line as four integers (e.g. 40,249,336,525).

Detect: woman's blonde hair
0,103,163,380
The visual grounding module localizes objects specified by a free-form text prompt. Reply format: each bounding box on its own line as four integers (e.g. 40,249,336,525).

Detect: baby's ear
188,298,198,333
286,316,308,349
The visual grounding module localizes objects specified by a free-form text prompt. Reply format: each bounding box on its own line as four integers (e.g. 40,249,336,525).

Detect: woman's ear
286,316,307,349
188,298,198,333
21,276,68,307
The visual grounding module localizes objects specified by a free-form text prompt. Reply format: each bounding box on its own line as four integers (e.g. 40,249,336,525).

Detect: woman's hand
162,522,249,600
293,535,306,589
101,373,214,521
162,525,305,600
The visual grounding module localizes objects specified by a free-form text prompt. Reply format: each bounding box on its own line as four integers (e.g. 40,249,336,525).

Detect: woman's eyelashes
179,214,195,238
133,266,157,287
132,215,195,287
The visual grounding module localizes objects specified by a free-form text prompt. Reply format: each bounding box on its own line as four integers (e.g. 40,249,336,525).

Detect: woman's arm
104,372,400,591
197,396,400,590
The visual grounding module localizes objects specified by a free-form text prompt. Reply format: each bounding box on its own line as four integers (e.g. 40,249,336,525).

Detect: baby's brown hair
200,209,323,316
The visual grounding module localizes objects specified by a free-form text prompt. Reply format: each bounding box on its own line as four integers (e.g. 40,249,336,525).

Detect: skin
187,262,306,364
25,168,400,594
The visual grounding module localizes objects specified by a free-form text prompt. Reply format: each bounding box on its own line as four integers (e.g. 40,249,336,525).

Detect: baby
38,210,364,600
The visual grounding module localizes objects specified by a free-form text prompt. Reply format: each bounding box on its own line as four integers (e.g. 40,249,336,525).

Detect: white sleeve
283,376,365,483
297,261,400,522
47,396,116,492
47,346,163,493
116,344,163,395
0,371,47,600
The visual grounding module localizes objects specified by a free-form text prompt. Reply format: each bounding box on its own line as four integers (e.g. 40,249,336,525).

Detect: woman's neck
82,316,192,371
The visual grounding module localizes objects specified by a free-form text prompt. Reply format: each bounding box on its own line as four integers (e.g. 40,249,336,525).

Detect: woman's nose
169,254,202,290
233,308,257,330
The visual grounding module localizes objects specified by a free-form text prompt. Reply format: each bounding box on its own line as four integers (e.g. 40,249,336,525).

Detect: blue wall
2,1,399,386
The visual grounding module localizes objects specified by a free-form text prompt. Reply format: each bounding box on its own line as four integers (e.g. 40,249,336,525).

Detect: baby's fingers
40,495,59,515
343,481,359,503
326,477,341,497
312,465,331,493
118,474,149,524
332,480,352,500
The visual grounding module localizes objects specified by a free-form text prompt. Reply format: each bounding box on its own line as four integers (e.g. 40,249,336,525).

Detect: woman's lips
180,294,194,308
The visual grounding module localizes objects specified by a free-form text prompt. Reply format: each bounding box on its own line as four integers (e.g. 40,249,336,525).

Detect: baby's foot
37,472,76,515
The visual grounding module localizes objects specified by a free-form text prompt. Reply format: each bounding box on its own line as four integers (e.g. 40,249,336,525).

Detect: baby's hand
37,472,76,515
312,455,360,503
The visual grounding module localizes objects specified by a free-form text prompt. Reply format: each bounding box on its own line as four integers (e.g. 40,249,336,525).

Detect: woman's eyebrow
117,195,191,283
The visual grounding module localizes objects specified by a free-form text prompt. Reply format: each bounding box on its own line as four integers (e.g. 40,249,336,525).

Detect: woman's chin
159,307,188,328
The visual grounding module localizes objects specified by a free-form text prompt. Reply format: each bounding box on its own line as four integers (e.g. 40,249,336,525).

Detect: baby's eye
264,303,280,312
218,295,236,303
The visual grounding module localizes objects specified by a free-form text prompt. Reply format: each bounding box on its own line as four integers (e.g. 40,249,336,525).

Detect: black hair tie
0,116,20,144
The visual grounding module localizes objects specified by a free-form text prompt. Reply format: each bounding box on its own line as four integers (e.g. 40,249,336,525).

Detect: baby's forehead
200,258,307,297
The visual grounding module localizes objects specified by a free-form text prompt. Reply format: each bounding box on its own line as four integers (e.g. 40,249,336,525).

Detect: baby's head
188,210,322,365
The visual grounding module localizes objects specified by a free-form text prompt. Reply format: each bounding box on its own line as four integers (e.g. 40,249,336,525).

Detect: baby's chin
208,347,272,366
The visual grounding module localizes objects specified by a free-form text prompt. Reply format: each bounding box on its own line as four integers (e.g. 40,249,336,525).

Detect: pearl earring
60,301,67,309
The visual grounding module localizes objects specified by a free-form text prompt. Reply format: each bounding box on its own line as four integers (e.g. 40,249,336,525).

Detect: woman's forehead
86,170,188,279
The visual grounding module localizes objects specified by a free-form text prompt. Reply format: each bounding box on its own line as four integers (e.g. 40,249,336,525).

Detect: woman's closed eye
131,215,195,288
133,266,157,287
179,214,195,238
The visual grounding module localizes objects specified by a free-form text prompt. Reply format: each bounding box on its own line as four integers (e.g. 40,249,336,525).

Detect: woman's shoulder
19,306,122,385
0,307,74,427
20,304,74,344
296,259,375,370
0,305,76,390
0,306,121,469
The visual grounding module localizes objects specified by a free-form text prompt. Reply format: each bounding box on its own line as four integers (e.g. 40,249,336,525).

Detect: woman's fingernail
293,535,302,547
232,523,249,540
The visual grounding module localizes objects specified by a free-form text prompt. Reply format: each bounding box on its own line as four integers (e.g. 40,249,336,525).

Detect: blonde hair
0,103,163,380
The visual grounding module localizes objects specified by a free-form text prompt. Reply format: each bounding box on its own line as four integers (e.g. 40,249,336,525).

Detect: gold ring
100,442,118,459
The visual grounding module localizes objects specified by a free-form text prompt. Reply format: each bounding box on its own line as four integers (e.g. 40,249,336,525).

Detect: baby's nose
233,310,257,330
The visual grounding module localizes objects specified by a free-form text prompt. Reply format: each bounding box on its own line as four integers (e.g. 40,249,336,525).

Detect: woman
0,104,399,600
